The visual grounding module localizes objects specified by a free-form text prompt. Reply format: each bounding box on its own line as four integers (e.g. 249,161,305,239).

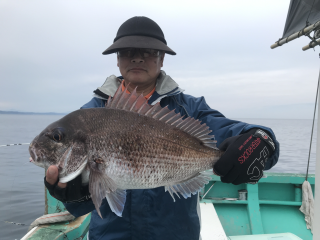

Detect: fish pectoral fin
89,172,117,219
105,189,126,217
165,171,211,201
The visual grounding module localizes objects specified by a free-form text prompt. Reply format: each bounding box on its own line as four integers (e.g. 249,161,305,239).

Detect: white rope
300,180,315,233
0,143,30,147
27,211,75,232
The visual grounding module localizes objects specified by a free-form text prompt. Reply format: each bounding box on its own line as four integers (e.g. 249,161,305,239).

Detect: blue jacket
64,71,279,240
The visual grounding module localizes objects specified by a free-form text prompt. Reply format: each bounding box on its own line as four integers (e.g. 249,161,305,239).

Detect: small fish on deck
29,83,222,218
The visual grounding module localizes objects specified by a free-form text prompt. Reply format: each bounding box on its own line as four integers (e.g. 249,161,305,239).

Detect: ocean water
0,114,317,240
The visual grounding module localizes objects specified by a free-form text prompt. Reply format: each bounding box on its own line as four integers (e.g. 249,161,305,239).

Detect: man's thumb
46,166,59,185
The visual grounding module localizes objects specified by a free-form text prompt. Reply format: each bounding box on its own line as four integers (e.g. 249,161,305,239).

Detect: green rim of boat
22,172,314,240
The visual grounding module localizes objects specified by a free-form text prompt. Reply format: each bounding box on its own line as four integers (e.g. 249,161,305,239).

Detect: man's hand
213,129,275,185
44,165,91,203
46,165,67,188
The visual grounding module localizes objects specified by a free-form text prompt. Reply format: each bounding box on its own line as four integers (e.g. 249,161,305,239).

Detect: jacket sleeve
64,200,96,217
81,97,107,109
63,97,108,216
179,94,280,170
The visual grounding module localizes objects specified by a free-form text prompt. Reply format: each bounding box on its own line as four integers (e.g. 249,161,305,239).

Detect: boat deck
22,172,314,239
200,172,314,239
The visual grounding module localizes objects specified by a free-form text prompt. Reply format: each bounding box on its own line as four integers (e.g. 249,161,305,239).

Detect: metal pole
306,69,320,180
302,39,320,51
313,68,320,239
270,21,320,49
200,182,216,200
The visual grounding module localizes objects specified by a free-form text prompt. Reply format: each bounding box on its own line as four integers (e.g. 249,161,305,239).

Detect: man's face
117,48,164,86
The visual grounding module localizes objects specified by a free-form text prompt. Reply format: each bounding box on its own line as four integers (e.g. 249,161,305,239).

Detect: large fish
29,84,222,217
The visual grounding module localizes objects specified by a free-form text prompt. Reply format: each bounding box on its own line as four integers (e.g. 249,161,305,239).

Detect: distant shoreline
0,111,315,120
0,110,67,115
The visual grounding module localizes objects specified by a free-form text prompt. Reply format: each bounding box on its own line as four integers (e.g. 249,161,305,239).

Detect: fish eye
53,133,62,142
45,128,65,142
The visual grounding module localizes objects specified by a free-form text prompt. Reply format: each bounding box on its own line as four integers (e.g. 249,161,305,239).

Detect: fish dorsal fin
106,83,217,148
165,171,212,201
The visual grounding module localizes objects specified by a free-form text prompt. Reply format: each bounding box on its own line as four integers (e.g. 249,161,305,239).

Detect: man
45,16,279,240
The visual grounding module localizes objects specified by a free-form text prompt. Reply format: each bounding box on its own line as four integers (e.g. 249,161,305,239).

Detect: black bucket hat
102,16,176,55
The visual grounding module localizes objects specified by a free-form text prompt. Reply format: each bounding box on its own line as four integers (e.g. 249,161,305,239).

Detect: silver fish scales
29,83,222,218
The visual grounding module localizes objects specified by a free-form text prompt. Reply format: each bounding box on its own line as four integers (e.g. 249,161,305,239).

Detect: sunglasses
117,48,161,58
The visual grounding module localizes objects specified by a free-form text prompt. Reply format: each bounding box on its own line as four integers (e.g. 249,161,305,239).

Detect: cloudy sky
1,0,319,119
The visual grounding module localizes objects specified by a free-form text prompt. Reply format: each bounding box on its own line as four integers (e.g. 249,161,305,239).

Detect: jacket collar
93,70,184,105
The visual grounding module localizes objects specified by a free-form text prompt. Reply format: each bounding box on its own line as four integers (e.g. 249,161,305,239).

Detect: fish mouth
29,147,37,162
29,141,46,168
